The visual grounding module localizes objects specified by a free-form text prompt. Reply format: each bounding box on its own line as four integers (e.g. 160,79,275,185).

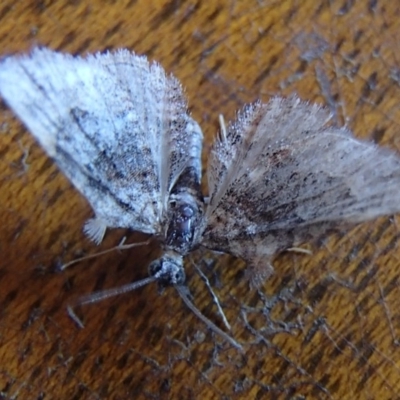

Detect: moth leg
286,247,313,255
191,259,231,330
218,114,227,141
83,217,108,244
175,285,243,350
59,237,152,270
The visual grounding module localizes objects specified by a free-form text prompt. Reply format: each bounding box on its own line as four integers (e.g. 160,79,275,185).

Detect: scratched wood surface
1,1,400,399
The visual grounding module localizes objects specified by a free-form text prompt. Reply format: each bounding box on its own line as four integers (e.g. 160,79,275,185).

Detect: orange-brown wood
1,1,400,398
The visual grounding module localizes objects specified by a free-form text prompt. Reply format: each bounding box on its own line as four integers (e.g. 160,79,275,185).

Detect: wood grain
1,1,400,399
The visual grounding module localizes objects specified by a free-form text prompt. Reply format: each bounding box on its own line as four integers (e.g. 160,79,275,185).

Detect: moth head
148,252,185,289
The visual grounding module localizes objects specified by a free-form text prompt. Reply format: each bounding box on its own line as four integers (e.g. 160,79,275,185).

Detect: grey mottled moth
1,48,400,348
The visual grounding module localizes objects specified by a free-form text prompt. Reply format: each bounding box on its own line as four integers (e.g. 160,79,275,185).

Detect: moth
1,48,400,348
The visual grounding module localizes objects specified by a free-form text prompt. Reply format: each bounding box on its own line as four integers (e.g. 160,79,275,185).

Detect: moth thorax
148,252,185,287
165,193,202,255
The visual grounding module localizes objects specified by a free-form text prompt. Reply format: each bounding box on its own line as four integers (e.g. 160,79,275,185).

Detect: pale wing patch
83,218,108,245
0,48,202,241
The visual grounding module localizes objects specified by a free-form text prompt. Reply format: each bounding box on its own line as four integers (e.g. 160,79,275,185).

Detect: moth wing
0,48,203,242
202,96,400,285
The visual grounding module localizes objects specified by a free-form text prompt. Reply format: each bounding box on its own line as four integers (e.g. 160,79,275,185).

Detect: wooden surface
1,1,400,399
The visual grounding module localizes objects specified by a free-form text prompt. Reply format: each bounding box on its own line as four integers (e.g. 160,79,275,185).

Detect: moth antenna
67,275,158,328
59,237,152,271
174,284,243,351
190,259,231,330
